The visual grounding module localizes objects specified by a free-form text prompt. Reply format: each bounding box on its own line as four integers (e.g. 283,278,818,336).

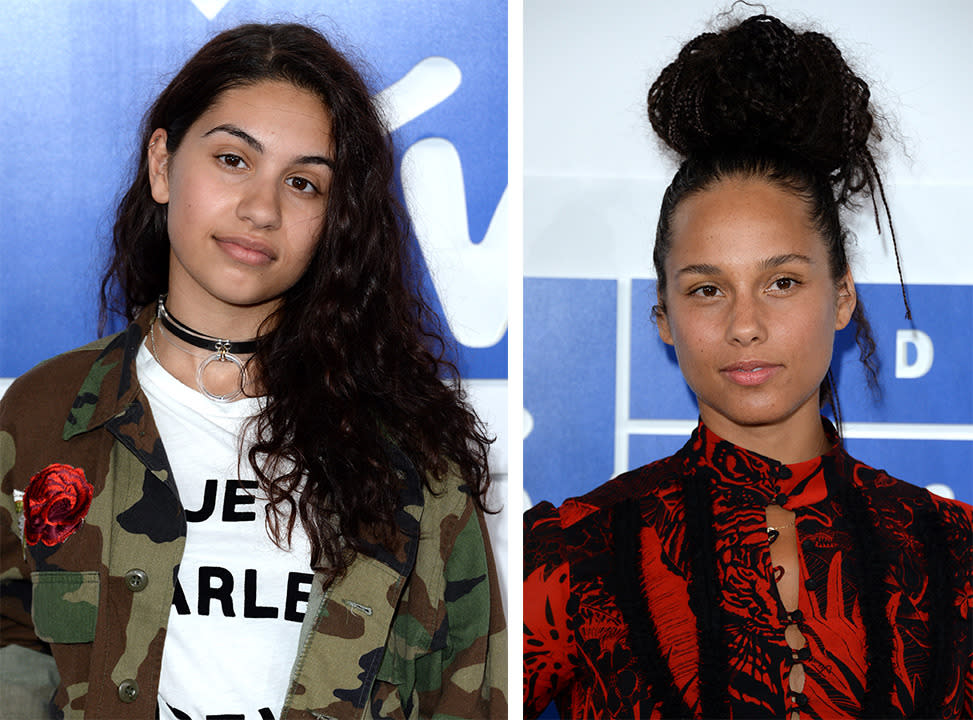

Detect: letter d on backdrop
895,329,934,379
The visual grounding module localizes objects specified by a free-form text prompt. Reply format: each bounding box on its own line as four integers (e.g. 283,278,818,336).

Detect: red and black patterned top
524,421,973,718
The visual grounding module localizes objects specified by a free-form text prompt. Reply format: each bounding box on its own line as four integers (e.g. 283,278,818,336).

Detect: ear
834,268,857,331
655,303,674,346
147,129,171,204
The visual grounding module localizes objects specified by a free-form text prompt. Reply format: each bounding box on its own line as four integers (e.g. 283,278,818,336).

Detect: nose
236,175,282,230
725,292,767,346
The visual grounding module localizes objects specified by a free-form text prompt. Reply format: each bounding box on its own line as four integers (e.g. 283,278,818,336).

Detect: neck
164,281,278,341
699,402,830,465
150,290,270,400
158,298,259,354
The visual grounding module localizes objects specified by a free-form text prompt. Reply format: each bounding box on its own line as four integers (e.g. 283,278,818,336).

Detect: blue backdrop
0,0,507,381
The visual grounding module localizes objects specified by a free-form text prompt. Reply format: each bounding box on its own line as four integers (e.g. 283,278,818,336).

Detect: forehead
195,80,333,146
667,177,824,268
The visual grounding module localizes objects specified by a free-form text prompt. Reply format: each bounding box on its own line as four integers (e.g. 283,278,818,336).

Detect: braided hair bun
648,12,915,429
647,14,880,206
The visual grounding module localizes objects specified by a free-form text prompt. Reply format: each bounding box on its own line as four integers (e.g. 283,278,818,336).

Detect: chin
727,412,791,429
707,396,818,430
204,284,282,309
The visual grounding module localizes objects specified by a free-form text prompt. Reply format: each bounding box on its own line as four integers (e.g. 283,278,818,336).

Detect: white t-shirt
137,342,313,720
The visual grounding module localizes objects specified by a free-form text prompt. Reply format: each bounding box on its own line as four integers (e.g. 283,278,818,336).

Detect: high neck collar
682,418,841,509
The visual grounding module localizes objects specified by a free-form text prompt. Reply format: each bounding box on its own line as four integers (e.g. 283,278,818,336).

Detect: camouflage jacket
0,311,507,719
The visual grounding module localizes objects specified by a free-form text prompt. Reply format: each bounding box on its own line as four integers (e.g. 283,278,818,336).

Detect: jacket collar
62,307,154,441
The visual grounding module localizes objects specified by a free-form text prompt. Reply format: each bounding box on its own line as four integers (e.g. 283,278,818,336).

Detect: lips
215,235,277,266
720,361,782,387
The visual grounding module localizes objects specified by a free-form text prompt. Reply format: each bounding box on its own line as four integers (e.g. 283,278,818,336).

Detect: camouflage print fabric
0,308,507,719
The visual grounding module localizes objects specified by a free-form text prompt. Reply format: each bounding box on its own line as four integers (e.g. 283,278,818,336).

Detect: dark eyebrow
760,253,813,269
203,123,334,168
676,254,814,277
204,124,263,152
676,263,721,277
295,154,334,168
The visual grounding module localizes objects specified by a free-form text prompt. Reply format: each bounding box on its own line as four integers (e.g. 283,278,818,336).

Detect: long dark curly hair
101,23,492,582
647,13,912,427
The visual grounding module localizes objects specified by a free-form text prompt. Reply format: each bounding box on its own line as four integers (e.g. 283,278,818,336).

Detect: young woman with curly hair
0,22,505,720
524,13,971,719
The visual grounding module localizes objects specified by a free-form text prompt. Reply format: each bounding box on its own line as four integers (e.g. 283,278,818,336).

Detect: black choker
156,296,259,356
153,295,260,402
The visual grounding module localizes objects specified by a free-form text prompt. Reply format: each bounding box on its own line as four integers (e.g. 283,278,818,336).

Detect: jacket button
801,538,814,552
805,577,818,591
124,569,148,592
118,679,139,703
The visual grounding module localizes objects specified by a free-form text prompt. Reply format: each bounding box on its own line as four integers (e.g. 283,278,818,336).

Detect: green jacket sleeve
414,500,507,718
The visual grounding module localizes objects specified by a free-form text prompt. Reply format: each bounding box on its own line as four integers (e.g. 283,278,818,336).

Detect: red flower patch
24,464,93,547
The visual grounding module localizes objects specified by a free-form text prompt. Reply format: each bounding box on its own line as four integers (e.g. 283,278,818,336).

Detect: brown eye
691,285,720,297
217,153,246,169
285,176,319,194
774,278,797,291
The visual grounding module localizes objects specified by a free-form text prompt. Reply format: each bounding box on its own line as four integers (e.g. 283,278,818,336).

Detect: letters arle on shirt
176,478,313,622
172,567,313,622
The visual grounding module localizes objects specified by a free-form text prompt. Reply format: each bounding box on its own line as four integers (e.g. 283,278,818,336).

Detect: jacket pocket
30,571,99,643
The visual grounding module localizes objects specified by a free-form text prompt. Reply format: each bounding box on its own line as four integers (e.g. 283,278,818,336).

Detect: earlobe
147,129,171,204
655,305,675,346
834,269,857,330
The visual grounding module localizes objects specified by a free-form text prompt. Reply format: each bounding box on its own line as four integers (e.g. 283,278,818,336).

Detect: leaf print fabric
523,420,973,719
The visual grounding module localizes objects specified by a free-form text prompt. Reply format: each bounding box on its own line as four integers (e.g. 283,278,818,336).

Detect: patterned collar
683,419,841,510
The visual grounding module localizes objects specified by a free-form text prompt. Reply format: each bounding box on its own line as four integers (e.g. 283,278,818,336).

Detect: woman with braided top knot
524,13,972,720
0,22,505,720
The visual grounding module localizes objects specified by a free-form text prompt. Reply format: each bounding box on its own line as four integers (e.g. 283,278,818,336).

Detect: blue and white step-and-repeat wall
0,1,508,592
525,1,972,512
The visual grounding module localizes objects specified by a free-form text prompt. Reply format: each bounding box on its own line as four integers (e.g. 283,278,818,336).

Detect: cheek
164,171,206,240
291,209,327,258
296,242,319,275
285,228,322,281
297,216,323,255
777,305,839,378
667,309,719,351
666,317,720,380
789,302,838,344
165,202,201,255
165,173,235,250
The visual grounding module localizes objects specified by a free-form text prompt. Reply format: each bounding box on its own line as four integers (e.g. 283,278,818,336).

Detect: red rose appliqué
24,464,93,547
